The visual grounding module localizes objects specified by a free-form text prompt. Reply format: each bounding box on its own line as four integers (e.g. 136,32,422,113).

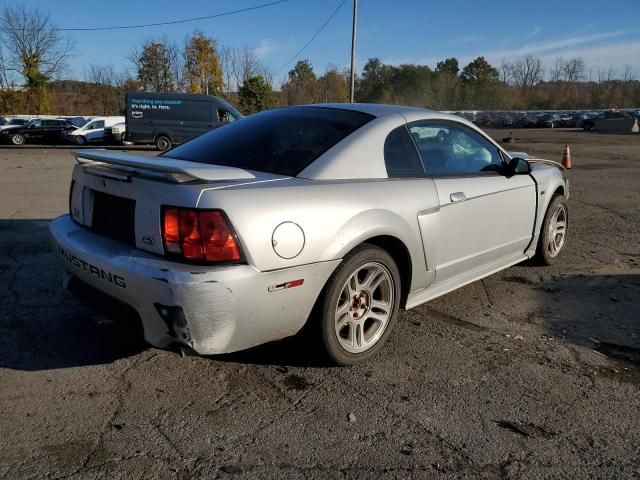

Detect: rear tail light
162,207,243,263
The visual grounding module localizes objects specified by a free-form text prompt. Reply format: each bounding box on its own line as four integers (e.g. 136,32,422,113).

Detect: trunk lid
70,149,288,256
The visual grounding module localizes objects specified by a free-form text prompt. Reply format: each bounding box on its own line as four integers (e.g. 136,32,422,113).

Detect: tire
533,194,568,266
122,140,134,146
74,135,87,146
10,133,25,145
155,135,171,151
316,244,401,366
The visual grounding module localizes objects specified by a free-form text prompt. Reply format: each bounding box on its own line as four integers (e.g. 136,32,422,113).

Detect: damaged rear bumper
49,215,339,354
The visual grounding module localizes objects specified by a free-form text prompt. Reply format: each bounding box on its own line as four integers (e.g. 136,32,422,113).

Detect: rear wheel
316,245,401,366
534,194,568,265
155,135,171,151
10,133,25,145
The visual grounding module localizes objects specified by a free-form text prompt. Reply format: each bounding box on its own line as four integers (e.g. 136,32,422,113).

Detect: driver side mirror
504,157,531,176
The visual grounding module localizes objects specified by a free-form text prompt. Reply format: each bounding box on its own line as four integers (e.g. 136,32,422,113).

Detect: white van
66,116,124,145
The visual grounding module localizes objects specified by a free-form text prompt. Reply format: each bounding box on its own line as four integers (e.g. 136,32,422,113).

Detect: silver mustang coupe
50,104,569,365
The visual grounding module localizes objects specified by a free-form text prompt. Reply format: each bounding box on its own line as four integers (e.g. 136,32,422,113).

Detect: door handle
450,192,466,203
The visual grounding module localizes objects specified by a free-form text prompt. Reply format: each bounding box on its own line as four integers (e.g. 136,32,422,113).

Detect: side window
93,121,105,129
383,126,424,178
408,121,503,176
45,120,60,127
218,109,236,124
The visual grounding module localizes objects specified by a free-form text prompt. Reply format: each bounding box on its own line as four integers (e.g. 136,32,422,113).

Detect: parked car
522,113,539,128
50,104,569,365
535,113,561,128
124,92,242,151
64,116,92,128
474,112,495,127
104,122,133,146
0,118,76,145
582,111,636,132
558,113,574,127
0,118,32,130
65,116,125,145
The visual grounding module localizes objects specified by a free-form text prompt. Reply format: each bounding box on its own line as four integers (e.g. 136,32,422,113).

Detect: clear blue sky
4,0,640,84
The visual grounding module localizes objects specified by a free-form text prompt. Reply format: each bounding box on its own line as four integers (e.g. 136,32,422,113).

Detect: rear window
164,107,374,177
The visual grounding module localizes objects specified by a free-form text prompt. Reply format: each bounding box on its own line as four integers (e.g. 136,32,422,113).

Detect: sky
3,0,639,84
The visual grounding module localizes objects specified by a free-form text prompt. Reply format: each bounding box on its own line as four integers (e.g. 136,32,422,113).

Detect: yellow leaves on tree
184,32,223,95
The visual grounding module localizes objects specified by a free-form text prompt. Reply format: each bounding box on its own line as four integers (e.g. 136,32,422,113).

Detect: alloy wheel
334,261,394,354
547,203,567,258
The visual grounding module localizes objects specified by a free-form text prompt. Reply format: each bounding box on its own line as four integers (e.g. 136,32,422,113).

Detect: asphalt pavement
0,129,638,479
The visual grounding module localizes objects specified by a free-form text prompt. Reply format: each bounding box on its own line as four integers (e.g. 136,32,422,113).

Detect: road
0,129,639,479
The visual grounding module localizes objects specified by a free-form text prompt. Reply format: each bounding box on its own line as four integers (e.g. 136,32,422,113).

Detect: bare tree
0,5,72,85
510,55,544,91
562,57,586,83
84,64,120,114
549,58,563,83
596,66,617,83
85,64,116,86
219,45,271,102
0,47,10,89
499,59,513,84
621,64,635,82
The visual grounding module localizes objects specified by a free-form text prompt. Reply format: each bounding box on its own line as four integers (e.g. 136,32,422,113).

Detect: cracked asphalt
1,129,639,479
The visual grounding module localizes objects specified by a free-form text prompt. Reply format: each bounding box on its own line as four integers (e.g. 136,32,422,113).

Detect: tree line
0,4,638,117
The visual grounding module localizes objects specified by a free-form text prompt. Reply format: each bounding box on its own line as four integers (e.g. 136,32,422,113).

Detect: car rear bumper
49,215,339,354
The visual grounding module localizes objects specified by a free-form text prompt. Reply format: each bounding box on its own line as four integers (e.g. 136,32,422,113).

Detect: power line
8,0,289,32
277,0,347,74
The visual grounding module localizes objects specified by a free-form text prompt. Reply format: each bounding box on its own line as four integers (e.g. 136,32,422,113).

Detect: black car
0,118,77,145
535,113,562,128
0,118,31,129
581,111,634,131
124,92,242,151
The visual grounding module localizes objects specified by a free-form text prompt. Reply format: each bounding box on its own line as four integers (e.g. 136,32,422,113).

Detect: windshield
164,107,374,177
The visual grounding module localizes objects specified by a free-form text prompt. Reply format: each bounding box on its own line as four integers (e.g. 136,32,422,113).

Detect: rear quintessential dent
51,104,569,365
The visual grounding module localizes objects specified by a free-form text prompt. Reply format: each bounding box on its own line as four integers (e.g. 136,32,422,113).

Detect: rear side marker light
268,279,304,292
162,207,243,263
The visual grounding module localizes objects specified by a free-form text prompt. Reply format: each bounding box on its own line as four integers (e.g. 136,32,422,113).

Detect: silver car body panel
51,104,568,354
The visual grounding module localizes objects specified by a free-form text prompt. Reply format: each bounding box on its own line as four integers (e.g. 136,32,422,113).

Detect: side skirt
405,253,528,309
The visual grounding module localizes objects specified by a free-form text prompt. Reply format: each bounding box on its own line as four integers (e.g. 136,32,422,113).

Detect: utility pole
349,0,357,103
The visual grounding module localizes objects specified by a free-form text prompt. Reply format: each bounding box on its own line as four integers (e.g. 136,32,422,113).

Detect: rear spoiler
73,149,255,183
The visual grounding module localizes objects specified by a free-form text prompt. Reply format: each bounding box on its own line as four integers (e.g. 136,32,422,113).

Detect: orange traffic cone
562,144,572,169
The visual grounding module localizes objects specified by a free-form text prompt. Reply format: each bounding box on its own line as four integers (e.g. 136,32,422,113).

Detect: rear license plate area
91,190,136,245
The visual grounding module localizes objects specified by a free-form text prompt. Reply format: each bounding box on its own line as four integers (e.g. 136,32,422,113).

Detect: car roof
309,102,436,117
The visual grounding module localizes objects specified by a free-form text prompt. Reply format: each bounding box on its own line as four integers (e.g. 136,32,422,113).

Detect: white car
66,116,125,145
51,104,569,365
104,122,134,146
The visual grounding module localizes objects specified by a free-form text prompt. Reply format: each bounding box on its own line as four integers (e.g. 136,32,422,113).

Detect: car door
25,119,45,141
44,120,63,142
408,120,536,284
382,125,439,286
85,120,105,142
